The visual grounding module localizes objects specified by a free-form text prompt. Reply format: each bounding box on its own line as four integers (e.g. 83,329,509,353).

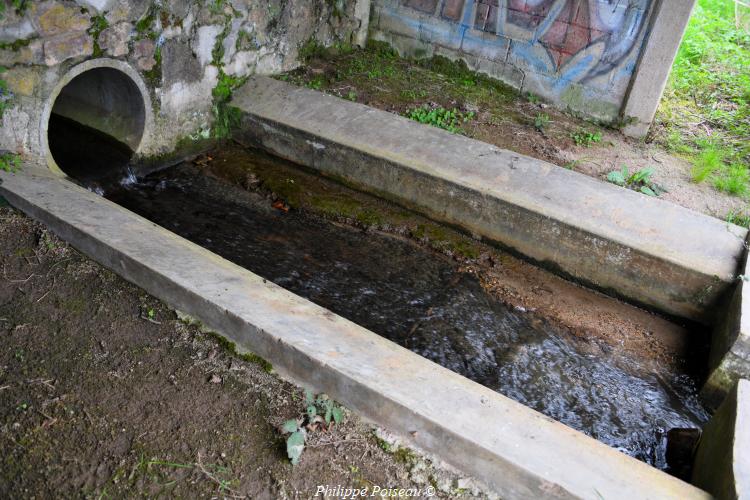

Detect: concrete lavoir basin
2,74,745,500
0,168,710,499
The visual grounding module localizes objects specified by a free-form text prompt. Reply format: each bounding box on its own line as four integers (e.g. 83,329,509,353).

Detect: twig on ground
2,264,39,284
29,378,56,391
196,452,246,499
36,277,56,303
139,314,162,325
46,258,73,276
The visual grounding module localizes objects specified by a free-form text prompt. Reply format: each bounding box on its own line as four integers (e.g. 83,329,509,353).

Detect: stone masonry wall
369,0,655,122
0,0,369,162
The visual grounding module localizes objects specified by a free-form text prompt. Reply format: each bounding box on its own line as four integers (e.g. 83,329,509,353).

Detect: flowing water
46,113,709,471
90,154,710,471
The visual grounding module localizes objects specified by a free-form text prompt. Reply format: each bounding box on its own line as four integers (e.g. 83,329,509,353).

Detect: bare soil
0,207,491,499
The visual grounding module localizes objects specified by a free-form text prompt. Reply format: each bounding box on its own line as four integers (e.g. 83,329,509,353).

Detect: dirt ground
285,46,748,222
0,206,494,499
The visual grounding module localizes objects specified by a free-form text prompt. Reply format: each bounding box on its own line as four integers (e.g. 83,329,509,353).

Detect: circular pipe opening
45,62,149,186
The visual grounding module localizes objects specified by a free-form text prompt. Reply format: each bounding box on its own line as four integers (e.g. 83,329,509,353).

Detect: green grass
571,129,602,147
657,0,750,196
726,208,750,228
406,105,475,134
0,152,21,173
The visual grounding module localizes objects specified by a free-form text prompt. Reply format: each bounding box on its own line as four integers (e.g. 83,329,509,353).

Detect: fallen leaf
272,200,289,212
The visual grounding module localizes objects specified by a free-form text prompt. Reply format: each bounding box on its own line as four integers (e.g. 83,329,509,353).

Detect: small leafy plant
280,390,345,465
306,76,324,90
211,70,246,139
571,129,602,147
406,105,475,134
606,166,666,196
0,152,21,173
534,113,550,132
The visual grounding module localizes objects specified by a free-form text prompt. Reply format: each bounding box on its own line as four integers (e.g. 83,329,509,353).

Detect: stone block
0,17,37,44
195,24,222,68
99,22,132,57
33,2,90,37
162,40,202,86
43,32,94,66
132,39,156,71
104,0,151,24
0,40,44,66
4,67,40,97
75,0,116,13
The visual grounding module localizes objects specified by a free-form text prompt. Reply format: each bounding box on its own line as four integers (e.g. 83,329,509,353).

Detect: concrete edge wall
693,379,750,499
0,167,710,500
703,236,750,408
231,76,747,324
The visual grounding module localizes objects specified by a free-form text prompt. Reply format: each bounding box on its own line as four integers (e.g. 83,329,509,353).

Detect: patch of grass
0,0,29,19
690,140,750,196
88,15,109,58
306,76,324,90
298,38,327,62
656,0,750,195
726,208,750,228
406,105,475,134
691,143,728,182
208,0,228,15
571,129,602,147
0,37,31,51
135,5,158,39
713,163,749,196
0,152,21,173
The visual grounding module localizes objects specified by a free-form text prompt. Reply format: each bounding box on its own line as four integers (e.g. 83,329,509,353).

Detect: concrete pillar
621,0,697,138
692,380,750,499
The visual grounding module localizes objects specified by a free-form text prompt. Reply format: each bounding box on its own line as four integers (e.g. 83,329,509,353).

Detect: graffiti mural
398,0,652,85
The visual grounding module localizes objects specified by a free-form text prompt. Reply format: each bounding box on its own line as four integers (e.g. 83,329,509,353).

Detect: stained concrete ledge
231,76,747,324
0,169,709,499
703,241,750,407
693,379,750,499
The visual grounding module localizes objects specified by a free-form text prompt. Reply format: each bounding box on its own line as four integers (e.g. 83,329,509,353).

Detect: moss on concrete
206,331,273,373
207,146,488,263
